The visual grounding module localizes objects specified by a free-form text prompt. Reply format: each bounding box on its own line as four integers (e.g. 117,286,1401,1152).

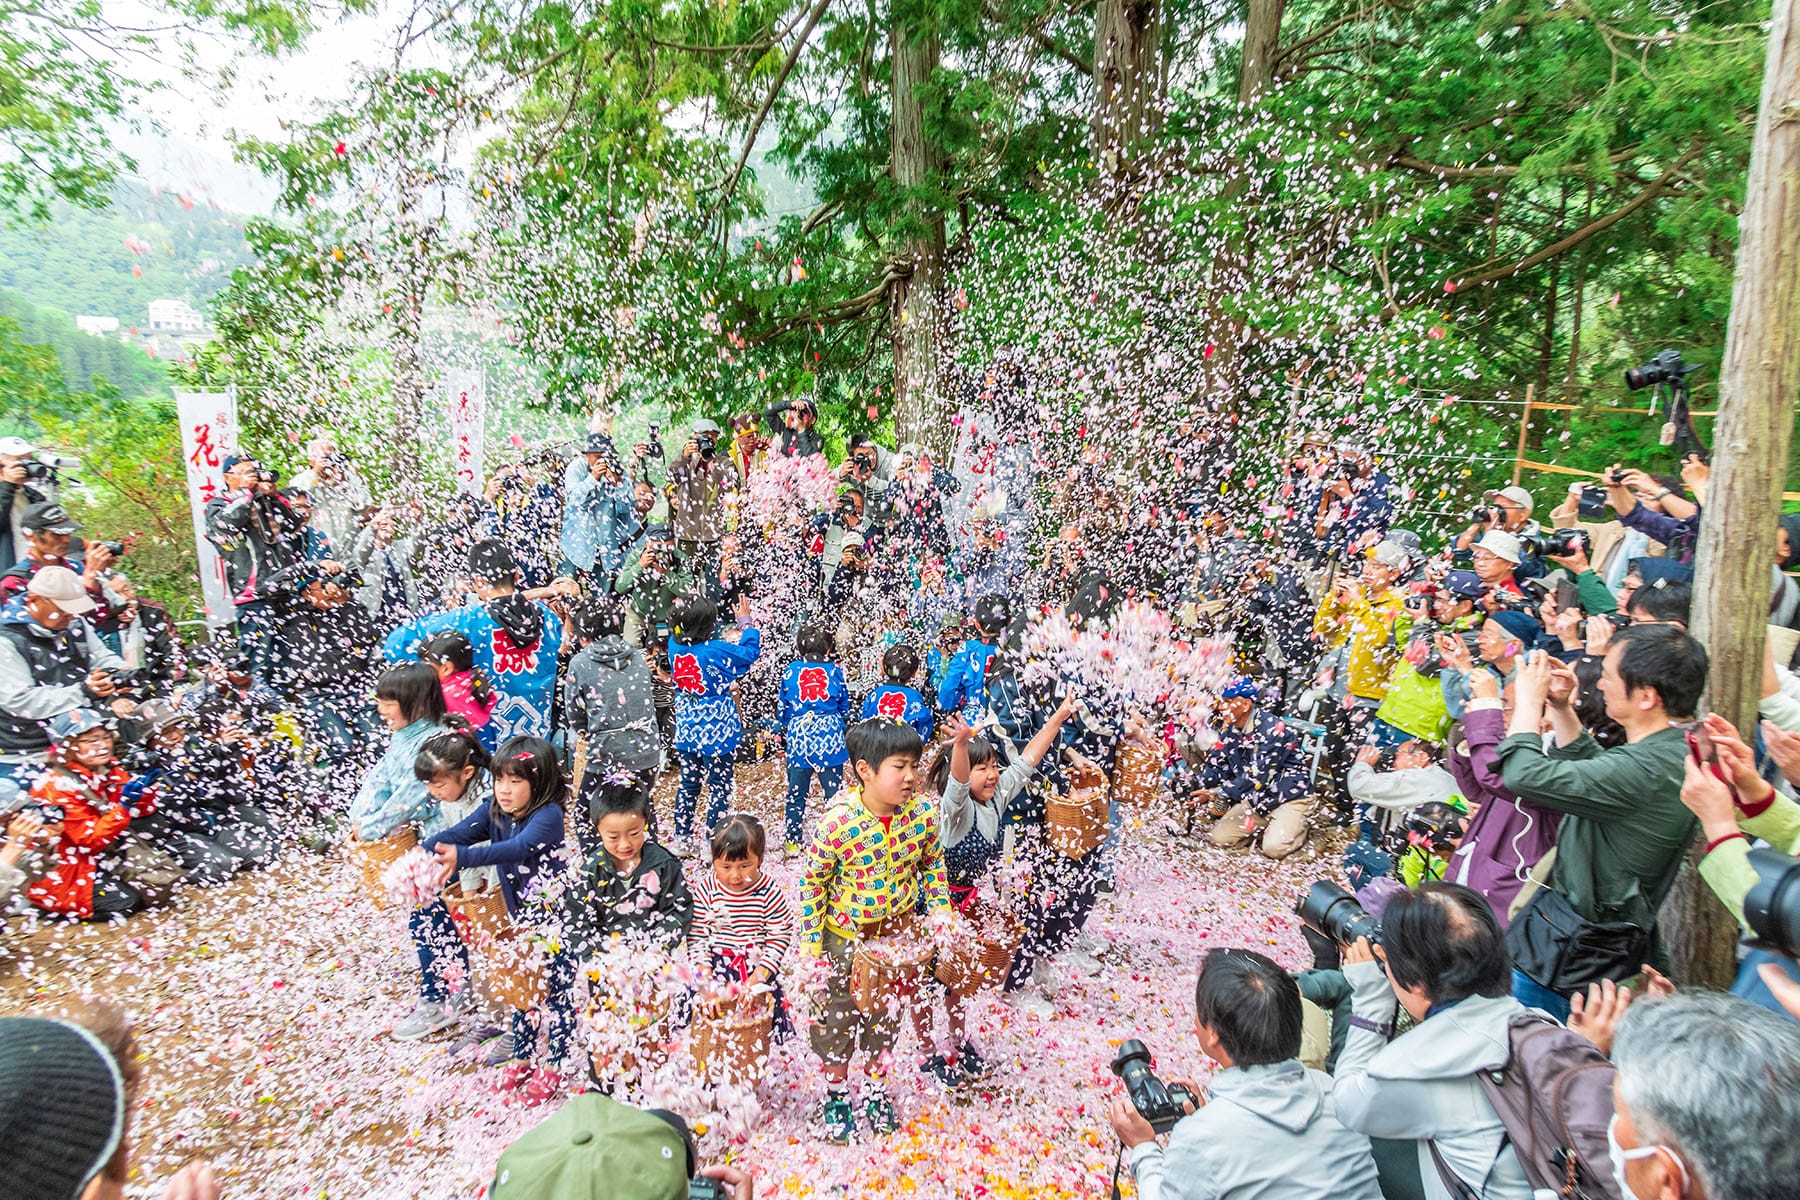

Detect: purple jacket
1445,706,1562,926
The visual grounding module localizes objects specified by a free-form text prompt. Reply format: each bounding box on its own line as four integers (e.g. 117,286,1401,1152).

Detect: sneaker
1030,959,1060,996
957,1042,994,1082
451,1022,507,1058
784,841,803,855
484,1036,524,1068
861,1089,899,1136
1075,931,1109,957
1007,989,1055,1019
816,1093,856,1144
919,1053,966,1091
392,1001,457,1042
1061,948,1103,977
1094,877,1116,895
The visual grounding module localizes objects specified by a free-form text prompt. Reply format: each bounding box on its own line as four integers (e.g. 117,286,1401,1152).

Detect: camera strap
1109,1143,1125,1200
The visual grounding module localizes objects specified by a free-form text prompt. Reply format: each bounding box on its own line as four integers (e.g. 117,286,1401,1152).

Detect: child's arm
796,813,845,956
758,879,797,974
1018,693,1079,769
689,875,714,953
655,857,695,948
422,804,493,853
456,805,565,870
723,625,762,676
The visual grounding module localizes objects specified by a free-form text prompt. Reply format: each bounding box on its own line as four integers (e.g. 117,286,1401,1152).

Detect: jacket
1346,761,1461,818
352,528,421,621
562,840,694,957
1313,586,1410,702
1619,502,1699,563
761,402,824,459
1497,726,1695,927
668,455,739,545
440,670,498,747
1445,706,1561,926
0,597,126,757
95,601,185,693
423,801,565,917
797,788,951,953
779,660,850,768
204,489,306,604
613,546,697,632
1699,786,1800,925
27,756,153,919
274,600,382,699
1335,966,1534,1200
0,555,110,621
383,597,565,744
668,627,762,755
1198,710,1311,815
349,719,445,841
861,684,934,742
1129,1060,1384,1200
935,639,998,719
560,458,641,575
564,636,659,773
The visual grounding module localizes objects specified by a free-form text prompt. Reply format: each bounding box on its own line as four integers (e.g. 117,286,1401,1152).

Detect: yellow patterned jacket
797,787,951,954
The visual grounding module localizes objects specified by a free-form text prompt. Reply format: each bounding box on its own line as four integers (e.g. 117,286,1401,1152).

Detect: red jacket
27,756,153,919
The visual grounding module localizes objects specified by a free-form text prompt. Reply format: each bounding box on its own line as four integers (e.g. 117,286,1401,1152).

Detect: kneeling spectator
1202,679,1313,858
1343,740,1465,888
1108,946,1384,1200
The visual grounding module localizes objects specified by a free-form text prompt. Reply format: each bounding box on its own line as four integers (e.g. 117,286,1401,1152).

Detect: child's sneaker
956,1042,993,1081
1029,959,1060,996
816,1092,856,1144
484,1036,524,1068
861,1088,899,1136
784,840,803,856
392,1001,457,1042
1061,948,1102,976
1007,989,1055,1020
918,1053,965,1091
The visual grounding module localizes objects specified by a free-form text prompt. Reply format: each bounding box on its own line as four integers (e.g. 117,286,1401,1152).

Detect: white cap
1368,541,1410,571
1475,530,1523,564
1485,485,1535,514
26,565,96,614
0,436,34,458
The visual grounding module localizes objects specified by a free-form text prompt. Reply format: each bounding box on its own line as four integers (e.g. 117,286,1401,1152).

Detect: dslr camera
1295,880,1380,946
1745,847,1800,961
1110,1039,1200,1135
1466,504,1501,527
694,432,718,460
688,1180,725,1200
1624,349,1692,392
1520,528,1588,559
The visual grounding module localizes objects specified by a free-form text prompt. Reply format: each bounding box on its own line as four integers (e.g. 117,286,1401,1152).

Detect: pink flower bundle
1019,600,1233,732
744,451,837,537
379,847,443,909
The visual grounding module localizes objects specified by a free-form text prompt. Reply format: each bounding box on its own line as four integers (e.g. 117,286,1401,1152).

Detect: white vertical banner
445,369,485,494
173,388,239,628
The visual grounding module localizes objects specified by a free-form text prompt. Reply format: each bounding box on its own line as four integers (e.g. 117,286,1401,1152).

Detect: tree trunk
1238,0,1285,105
1676,0,1800,987
889,23,951,461
1091,0,1163,182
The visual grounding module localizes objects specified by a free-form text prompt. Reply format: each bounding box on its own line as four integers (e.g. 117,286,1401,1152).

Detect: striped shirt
691,872,797,970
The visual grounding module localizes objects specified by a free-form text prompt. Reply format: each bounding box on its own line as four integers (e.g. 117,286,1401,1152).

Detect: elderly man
288,435,371,552
1469,529,1526,605
1610,990,1800,1200
0,502,114,612
667,419,741,594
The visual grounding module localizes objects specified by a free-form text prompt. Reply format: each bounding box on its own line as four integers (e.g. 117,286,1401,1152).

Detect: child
912,697,1078,1079
934,595,1010,721
691,813,796,1036
563,597,660,808
861,644,934,744
420,737,574,1071
778,623,850,851
668,594,761,847
561,777,694,961
420,630,499,750
349,663,448,842
798,717,952,1143
27,710,160,921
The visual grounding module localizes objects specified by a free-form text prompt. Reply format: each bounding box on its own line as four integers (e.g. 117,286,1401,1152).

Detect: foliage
0,289,170,398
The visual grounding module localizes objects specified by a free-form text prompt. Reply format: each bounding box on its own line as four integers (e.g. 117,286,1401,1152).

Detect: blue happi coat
382,601,564,744
861,684,934,743
779,660,850,768
935,638,998,720
669,628,762,756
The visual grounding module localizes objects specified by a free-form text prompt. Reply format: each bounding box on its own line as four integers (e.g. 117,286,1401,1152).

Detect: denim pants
512,951,577,1063
233,600,280,682
1004,844,1103,992
1510,967,1572,1022
409,900,471,1004
676,752,736,841
784,763,843,845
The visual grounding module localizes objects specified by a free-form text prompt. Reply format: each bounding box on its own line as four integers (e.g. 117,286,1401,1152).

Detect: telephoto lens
1294,881,1380,946
1744,847,1800,961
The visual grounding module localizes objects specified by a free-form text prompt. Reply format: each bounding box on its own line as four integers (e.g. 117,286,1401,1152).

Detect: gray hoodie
1334,963,1534,1200
563,635,660,773
1129,1059,1383,1200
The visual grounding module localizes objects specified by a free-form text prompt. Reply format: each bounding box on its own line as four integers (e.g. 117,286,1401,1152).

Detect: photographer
289,434,370,552
762,396,823,459
0,437,58,569
1468,530,1525,605
481,460,562,590
1107,947,1383,1200
1454,486,1540,566
560,433,641,591
0,502,114,615
668,419,741,592
93,573,186,696
1532,529,1619,616
1602,464,1698,564
206,454,306,679
1311,443,1392,560
812,486,880,609
841,434,895,498
1333,882,1535,1200
486,1093,752,1200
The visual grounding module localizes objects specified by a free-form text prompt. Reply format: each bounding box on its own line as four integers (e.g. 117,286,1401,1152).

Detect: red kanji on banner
188,423,221,469
797,666,829,702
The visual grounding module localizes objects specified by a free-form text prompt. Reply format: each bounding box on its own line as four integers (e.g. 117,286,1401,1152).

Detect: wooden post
1672,0,1800,987
1511,384,1534,487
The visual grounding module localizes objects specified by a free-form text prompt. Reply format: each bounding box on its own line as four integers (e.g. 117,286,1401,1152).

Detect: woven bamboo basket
690,993,774,1083
590,997,671,1083
346,826,418,909
1111,743,1164,809
570,733,589,793
934,903,1025,994
851,929,935,1014
1045,769,1109,859
444,882,510,950
482,937,549,1010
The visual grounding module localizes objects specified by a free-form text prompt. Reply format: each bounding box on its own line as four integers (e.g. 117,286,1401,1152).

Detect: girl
777,623,849,850
423,737,573,1070
668,593,761,848
349,663,447,842
911,698,1077,1086
861,643,934,744
27,710,159,921
420,630,498,750
690,814,795,1036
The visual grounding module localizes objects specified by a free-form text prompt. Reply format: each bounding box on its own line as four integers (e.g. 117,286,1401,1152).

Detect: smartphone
1686,726,1715,767
1552,576,1578,615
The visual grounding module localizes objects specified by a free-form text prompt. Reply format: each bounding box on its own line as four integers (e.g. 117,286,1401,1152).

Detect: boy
799,718,952,1142
561,779,693,960
861,644,934,743
934,595,1011,721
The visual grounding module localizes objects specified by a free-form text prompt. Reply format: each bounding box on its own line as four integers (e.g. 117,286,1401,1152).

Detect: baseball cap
1474,530,1523,565
50,709,113,744
582,433,616,456
220,454,255,473
1368,540,1410,571
488,1095,691,1200
1220,677,1260,700
21,502,81,536
0,436,35,458
28,565,96,615
1486,609,1542,648
1485,485,1536,514
690,419,723,437
0,1018,126,1200
1440,570,1488,600
133,699,189,734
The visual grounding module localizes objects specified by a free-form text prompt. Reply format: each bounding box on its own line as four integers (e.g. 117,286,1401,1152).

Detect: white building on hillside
75,315,121,336
148,298,205,334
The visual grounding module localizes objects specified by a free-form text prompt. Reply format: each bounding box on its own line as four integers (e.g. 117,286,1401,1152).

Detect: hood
586,635,634,671
486,594,543,648
1208,1061,1327,1134
1368,993,1527,1081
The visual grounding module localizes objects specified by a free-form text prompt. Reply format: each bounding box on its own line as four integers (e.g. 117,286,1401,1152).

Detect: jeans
675,752,736,841
234,600,280,682
1511,967,1572,1022
409,900,471,1004
512,951,577,1063
784,763,844,845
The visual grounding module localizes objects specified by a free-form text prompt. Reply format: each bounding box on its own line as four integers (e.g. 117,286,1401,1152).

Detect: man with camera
0,502,116,616
1602,463,1699,563
812,486,879,609
1454,486,1541,571
1330,881,1536,1200
206,453,308,679
1311,443,1393,560
668,419,741,594
561,433,642,591
762,396,823,459
1106,946,1383,1200
0,438,65,570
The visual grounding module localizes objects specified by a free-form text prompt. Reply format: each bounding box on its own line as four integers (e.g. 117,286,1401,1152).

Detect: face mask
1607,1113,1672,1200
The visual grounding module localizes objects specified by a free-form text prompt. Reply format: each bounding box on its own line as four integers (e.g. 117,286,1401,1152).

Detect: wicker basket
443,883,546,1009
444,882,510,950
934,903,1025,994
1045,769,1109,859
346,826,418,909
690,993,774,1083
1112,743,1164,809
570,733,589,793
590,997,671,1083
850,928,935,1014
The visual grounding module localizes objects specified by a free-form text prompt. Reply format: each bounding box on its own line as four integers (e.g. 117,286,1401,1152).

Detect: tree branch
748,276,892,344
1391,144,1642,181
711,0,834,221
982,2,1092,75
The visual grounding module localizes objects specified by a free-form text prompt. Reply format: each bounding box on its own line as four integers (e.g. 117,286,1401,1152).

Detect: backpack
1428,1013,1620,1200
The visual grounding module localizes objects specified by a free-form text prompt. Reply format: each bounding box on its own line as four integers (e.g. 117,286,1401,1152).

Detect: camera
1110,1039,1200,1135
1295,880,1380,946
646,423,665,461
694,432,718,460
688,1179,726,1200
256,469,279,486
1520,528,1588,559
1466,505,1501,527
1624,349,1692,391
1577,484,1609,521
1744,847,1800,960
97,540,127,558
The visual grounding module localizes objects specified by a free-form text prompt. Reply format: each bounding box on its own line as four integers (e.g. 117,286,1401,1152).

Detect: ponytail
413,716,492,784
